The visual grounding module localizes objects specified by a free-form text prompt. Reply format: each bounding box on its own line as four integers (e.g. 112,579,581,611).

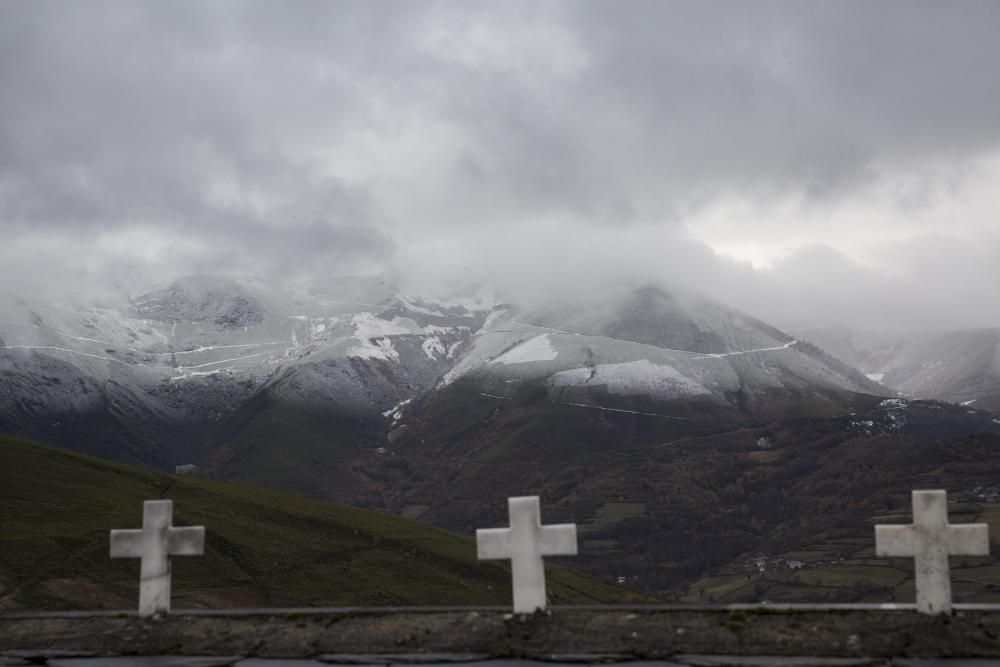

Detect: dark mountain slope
365,395,1000,596
0,352,192,468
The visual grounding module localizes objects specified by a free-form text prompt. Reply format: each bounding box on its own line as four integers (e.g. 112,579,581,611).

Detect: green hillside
0,437,632,611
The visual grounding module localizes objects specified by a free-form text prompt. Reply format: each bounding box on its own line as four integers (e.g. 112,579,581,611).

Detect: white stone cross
110,499,205,617
476,496,577,613
875,489,989,614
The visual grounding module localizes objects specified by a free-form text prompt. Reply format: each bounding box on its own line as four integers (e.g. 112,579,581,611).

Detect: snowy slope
436,288,882,417
0,275,489,467
0,280,887,472
796,326,1000,410
873,330,1000,410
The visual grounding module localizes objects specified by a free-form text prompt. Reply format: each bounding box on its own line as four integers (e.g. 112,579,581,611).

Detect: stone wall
3,605,1000,659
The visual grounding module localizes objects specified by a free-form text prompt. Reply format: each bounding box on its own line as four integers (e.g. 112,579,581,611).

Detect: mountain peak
132,276,265,328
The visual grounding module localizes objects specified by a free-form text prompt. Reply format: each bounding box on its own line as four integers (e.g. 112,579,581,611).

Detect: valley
2,276,1000,602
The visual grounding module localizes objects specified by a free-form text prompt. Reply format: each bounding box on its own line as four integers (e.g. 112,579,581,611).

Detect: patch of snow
396,296,460,317
439,365,466,387
406,288,496,313
382,398,411,423
478,307,510,333
437,331,531,387
348,312,461,362
549,359,710,398
961,399,977,406
490,335,558,365
422,336,446,360
351,312,420,337
350,312,451,338
347,336,399,361
866,373,886,382
879,398,908,410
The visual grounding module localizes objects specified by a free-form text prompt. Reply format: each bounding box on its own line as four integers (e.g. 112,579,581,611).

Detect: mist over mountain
795,325,1000,412
3,2,1000,333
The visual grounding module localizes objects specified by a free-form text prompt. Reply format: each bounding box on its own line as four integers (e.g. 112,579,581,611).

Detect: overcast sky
2,0,999,330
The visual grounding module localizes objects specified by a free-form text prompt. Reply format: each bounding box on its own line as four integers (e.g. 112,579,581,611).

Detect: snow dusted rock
437,287,881,414
549,359,712,400
0,275,489,469
489,335,559,366
0,277,896,494
133,276,266,328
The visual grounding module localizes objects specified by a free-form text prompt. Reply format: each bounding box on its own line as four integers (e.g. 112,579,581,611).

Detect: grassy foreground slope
0,437,631,611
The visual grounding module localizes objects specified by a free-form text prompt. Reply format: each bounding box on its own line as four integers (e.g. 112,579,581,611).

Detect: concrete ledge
3,606,1000,659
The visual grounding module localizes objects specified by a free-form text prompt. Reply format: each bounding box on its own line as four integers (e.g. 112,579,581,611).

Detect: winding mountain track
510,318,799,359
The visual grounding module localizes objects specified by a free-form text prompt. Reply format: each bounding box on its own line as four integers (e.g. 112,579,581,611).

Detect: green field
0,437,630,611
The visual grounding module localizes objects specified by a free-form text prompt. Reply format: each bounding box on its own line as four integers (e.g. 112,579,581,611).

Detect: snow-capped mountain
795,326,1000,411
0,275,491,468
435,288,881,419
0,276,905,484
205,285,887,499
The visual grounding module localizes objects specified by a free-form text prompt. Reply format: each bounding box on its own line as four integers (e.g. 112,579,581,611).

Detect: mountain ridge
1,276,888,476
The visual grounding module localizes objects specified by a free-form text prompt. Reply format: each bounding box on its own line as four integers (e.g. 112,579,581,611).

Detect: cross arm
947,523,990,556
875,524,917,557
166,525,205,556
538,523,577,557
110,529,145,558
476,528,512,560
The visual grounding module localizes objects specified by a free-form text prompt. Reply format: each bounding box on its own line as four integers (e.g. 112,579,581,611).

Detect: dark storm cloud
1,0,998,328
571,1,1000,198
0,2,395,252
